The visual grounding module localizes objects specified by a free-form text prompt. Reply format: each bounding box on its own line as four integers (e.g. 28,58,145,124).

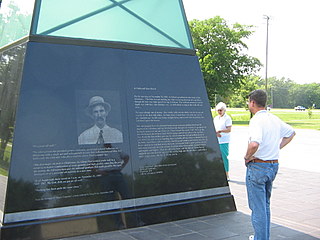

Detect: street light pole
264,15,270,93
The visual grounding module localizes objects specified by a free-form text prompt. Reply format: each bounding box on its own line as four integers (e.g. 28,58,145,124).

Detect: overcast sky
182,0,320,84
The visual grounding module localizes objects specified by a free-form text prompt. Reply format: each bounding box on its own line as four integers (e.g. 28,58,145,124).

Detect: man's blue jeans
246,162,279,240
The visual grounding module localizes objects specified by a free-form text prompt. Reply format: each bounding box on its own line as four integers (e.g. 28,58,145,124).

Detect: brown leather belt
251,158,278,164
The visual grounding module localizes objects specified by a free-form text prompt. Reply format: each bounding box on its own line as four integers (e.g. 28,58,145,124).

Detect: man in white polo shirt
244,89,295,240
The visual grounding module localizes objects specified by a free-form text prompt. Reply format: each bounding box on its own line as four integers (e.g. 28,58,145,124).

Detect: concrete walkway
59,126,320,240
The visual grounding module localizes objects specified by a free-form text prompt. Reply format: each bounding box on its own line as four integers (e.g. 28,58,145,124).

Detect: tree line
225,76,320,109
189,17,320,109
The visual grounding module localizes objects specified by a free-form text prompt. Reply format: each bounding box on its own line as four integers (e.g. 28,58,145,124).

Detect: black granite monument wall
0,38,236,239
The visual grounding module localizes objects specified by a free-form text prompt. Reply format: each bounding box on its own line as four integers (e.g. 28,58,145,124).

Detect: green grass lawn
0,144,11,176
0,168,8,176
212,108,320,130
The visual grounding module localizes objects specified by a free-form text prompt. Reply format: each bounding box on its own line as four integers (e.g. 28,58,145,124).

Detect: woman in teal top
213,102,232,180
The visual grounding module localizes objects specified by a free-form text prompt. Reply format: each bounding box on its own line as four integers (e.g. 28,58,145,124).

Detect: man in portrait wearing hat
78,96,123,145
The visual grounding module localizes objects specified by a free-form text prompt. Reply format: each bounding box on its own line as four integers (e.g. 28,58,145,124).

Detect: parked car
294,106,306,111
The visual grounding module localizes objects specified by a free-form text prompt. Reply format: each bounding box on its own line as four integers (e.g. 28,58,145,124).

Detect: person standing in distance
244,89,295,240
214,102,232,181
78,96,123,145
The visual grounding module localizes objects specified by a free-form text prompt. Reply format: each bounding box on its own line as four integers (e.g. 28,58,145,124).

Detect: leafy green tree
255,77,320,109
189,16,261,105
0,1,31,47
0,43,25,172
228,76,260,108
290,83,320,109
258,77,296,108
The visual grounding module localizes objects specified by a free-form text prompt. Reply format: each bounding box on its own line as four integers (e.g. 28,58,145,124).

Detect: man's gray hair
248,90,267,107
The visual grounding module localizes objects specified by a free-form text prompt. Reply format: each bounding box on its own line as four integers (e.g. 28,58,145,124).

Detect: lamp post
264,15,270,92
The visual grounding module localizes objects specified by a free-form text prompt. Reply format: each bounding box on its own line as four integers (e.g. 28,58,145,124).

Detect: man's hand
244,141,259,166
